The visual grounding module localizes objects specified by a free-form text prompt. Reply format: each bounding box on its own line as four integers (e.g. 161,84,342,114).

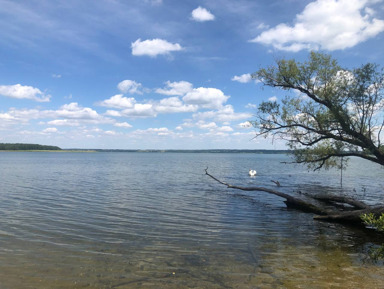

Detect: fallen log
312,195,369,210
204,168,331,215
314,206,384,222
204,168,384,226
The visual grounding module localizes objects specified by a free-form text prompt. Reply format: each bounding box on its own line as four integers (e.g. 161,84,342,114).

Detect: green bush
361,213,384,261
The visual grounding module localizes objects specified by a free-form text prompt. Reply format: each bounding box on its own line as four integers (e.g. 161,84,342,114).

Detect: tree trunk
314,207,384,222
204,168,384,226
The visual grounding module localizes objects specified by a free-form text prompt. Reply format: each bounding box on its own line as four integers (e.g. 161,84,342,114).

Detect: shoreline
0,149,291,154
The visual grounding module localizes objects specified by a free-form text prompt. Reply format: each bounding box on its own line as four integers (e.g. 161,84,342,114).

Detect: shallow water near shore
0,152,383,288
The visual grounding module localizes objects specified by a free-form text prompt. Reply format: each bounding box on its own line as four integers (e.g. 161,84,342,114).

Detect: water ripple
0,152,383,288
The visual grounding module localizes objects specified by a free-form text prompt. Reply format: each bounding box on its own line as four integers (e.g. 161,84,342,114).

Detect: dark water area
0,152,383,288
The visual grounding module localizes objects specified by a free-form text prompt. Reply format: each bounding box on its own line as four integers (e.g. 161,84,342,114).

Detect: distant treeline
0,144,290,153
92,149,291,154
0,143,62,151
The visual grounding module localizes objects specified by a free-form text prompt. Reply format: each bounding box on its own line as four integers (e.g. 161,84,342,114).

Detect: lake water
0,152,383,288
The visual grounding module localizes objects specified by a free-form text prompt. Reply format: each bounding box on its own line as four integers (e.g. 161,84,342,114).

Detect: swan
249,169,257,176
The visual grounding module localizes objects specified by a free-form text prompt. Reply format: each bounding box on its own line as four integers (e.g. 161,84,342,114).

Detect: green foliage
252,52,384,170
368,245,384,261
361,213,384,231
361,213,384,261
0,143,61,151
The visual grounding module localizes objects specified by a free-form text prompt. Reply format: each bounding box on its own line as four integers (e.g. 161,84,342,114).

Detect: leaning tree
253,51,384,170
206,52,384,225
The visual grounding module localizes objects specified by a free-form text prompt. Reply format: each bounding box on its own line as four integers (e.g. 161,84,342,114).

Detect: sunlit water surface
0,152,383,288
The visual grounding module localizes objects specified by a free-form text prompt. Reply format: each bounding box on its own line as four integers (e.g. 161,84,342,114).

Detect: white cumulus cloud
47,119,80,126
121,103,156,118
218,125,233,132
56,103,100,120
155,97,197,113
231,73,253,83
98,94,136,109
197,121,218,130
191,6,215,22
193,105,252,122
183,87,229,109
1,105,114,129
117,80,143,94
156,81,193,96
105,110,122,117
238,121,253,128
245,103,257,109
251,0,384,51
0,112,18,122
42,127,58,133
105,130,117,135
0,84,51,102
114,122,132,128
131,38,183,57
134,127,171,136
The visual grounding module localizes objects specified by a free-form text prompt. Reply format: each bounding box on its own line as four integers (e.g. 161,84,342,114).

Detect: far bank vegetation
0,143,62,151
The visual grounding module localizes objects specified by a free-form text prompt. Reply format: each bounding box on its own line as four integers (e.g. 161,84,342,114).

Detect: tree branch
205,168,329,215
205,168,383,225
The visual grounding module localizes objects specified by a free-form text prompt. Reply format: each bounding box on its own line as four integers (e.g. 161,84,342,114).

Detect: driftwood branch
312,195,369,210
205,168,384,226
314,207,384,222
271,180,281,187
205,168,329,215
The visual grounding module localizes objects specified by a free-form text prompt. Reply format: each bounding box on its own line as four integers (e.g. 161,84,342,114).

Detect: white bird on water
249,169,257,177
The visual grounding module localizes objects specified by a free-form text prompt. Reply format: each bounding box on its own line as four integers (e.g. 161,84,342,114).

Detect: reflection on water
0,152,383,288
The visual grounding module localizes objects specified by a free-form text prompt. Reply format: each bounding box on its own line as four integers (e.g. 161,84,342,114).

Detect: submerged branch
205,168,383,226
314,207,384,222
205,168,329,215
313,195,369,210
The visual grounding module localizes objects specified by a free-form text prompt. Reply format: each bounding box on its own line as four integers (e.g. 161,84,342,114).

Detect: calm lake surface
0,152,383,288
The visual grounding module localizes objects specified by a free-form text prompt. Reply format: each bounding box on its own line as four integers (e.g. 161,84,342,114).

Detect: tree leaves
252,52,384,170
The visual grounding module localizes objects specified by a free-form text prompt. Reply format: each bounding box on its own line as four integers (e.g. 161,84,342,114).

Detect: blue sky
0,0,383,149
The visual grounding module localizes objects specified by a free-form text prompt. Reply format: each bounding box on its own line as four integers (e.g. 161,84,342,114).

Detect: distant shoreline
0,148,291,154
91,149,291,154
0,150,97,153
0,143,291,154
